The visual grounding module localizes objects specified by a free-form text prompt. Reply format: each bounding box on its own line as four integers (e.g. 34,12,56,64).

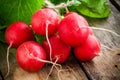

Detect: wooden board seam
110,0,120,11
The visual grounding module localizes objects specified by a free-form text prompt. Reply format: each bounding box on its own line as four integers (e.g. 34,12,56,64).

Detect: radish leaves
73,0,111,18
0,0,44,25
49,0,110,18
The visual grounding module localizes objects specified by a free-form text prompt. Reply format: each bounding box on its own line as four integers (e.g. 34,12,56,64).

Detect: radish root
45,20,52,61
45,20,62,80
29,54,61,68
91,26,120,51
46,57,59,80
91,27,120,37
30,54,63,80
45,20,63,80
54,66,75,80
55,66,62,80
5,42,12,78
45,20,74,80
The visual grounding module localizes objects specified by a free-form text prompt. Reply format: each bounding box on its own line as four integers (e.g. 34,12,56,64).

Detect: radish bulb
16,41,46,72
42,35,71,63
4,21,34,77
5,21,34,48
31,8,60,36
58,12,89,46
74,35,101,62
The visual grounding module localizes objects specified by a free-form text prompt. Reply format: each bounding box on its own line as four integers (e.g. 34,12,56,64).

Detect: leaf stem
44,0,74,9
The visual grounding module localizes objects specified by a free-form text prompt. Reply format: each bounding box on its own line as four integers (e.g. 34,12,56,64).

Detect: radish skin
16,41,46,72
31,8,60,36
74,35,101,62
4,21,34,78
5,22,34,48
42,35,71,63
58,12,89,46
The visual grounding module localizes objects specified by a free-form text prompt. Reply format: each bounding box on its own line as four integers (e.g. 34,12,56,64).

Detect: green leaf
0,31,5,43
49,0,110,18
0,25,7,30
35,34,46,44
49,0,68,5
0,0,44,25
74,0,111,18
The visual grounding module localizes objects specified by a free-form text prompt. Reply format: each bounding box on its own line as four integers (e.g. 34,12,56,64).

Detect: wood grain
114,0,120,5
110,0,120,11
13,55,88,80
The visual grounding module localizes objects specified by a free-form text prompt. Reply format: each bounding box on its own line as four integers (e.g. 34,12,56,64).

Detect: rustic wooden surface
0,0,120,80
110,0,120,11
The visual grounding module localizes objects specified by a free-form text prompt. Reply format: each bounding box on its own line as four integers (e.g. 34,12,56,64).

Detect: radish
42,35,71,63
5,21,34,48
31,8,60,36
16,41,46,72
4,21,34,77
74,35,101,62
58,12,89,46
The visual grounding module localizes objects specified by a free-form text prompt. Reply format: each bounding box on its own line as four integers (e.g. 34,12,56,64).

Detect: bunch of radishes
4,8,100,74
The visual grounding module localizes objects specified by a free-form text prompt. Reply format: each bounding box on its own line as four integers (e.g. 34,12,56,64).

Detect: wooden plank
13,55,88,80
0,70,3,80
112,0,120,6
0,43,88,80
81,50,120,80
79,2,120,80
0,43,17,80
110,0,120,11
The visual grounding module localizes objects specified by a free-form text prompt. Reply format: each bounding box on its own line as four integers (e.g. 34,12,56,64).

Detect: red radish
74,35,100,62
4,21,34,77
5,21,34,48
31,8,60,36
16,41,46,72
58,12,89,46
42,35,71,63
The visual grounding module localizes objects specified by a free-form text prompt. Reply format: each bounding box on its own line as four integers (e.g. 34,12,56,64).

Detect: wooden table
0,0,120,80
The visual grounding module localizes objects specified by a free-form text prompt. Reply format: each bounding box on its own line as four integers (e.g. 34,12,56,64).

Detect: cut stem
65,6,69,13
45,0,74,9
